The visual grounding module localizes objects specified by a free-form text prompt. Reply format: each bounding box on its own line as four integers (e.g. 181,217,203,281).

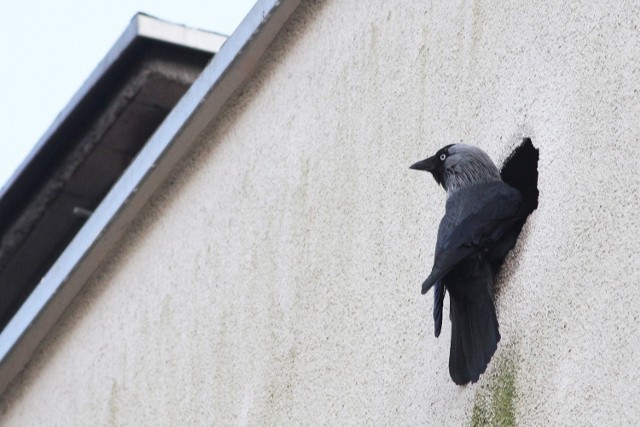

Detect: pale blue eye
440,154,446,161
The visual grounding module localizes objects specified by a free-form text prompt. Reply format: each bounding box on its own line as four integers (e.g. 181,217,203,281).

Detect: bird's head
410,143,501,193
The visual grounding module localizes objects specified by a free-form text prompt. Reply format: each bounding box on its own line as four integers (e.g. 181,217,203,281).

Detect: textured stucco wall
2,0,639,425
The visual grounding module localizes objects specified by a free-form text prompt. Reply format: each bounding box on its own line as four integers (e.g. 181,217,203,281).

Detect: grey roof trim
0,0,302,395
136,14,227,52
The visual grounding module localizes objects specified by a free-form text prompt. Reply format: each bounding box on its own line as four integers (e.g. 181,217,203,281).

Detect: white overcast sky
0,0,256,190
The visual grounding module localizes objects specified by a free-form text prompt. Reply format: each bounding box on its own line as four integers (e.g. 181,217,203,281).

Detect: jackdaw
410,144,525,385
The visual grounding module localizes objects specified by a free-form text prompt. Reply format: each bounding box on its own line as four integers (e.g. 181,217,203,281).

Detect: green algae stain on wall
108,379,120,427
470,353,517,427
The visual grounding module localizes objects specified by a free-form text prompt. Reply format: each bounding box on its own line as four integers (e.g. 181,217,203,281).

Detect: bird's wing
433,280,446,337
421,182,522,295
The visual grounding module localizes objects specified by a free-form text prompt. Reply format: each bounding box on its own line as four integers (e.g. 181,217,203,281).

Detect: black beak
410,156,438,172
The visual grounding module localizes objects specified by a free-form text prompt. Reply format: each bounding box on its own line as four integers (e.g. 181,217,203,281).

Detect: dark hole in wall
501,137,539,220
490,138,539,293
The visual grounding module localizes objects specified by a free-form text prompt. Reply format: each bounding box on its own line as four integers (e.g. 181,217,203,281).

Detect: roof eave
0,13,226,202
0,0,302,396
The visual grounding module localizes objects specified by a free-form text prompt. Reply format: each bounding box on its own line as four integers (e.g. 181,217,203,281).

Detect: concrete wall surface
1,0,639,425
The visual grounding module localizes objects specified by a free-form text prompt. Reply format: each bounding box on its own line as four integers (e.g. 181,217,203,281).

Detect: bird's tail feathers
448,288,500,385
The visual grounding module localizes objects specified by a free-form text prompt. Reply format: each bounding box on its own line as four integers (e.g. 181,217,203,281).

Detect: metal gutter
0,0,302,395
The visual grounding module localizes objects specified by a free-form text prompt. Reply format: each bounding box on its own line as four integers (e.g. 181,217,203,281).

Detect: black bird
410,144,526,385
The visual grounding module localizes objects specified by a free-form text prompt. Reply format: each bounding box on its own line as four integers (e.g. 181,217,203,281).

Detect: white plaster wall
1,0,639,425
